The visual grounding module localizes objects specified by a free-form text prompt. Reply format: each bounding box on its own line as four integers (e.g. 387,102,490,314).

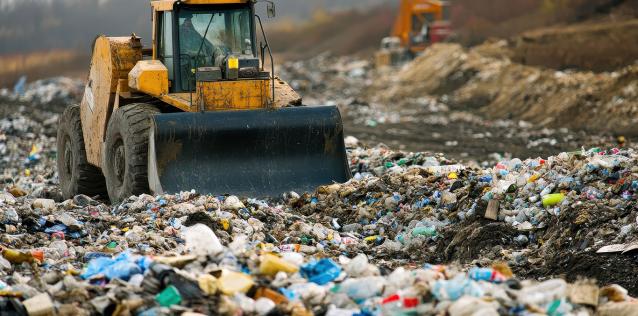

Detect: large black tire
103,103,160,203
57,105,107,199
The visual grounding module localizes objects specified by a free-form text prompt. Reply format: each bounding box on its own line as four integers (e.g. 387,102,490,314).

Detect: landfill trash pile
0,104,60,205
1,99,638,314
0,77,84,109
279,53,620,161
0,42,635,314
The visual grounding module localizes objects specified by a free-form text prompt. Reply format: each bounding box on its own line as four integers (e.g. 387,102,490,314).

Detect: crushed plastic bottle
432,275,484,301
259,253,300,276
518,279,568,307
339,276,386,301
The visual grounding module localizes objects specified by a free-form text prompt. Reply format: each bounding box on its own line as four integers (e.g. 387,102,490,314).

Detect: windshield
178,7,253,89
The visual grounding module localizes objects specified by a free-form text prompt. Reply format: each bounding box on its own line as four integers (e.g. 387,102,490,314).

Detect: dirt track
339,102,616,163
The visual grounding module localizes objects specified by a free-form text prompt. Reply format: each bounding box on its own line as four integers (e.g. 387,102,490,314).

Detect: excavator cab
57,0,351,203
395,0,452,53
376,0,452,68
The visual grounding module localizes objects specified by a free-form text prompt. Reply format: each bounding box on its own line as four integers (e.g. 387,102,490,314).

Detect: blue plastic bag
300,258,341,285
81,251,148,281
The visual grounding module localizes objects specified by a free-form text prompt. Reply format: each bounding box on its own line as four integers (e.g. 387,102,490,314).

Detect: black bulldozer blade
148,106,351,197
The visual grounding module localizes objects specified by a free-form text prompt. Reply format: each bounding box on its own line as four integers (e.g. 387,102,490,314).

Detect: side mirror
267,2,276,18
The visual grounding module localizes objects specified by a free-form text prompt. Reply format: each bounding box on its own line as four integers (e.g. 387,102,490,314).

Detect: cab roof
151,0,250,11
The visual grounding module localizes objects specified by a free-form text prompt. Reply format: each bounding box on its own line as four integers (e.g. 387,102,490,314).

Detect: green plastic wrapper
542,193,565,207
156,285,182,307
412,226,437,237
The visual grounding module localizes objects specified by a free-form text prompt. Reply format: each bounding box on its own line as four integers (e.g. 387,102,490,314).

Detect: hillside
0,0,390,55
1,0,638,87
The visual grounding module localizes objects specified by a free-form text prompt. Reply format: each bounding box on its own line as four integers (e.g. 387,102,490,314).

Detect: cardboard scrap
568,283,600,307
596,242,638,254
485,200,500,220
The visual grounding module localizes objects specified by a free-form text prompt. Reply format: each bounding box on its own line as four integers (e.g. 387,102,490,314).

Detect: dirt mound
450,0,638,46
511,19,638,72
372,39,638,135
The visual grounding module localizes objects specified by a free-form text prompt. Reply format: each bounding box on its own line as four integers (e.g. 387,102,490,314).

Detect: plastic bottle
344,254,369,277
517,279,567,307
255,297,276,315
468,267,506,283
540,184,556,197
546,298,572,316
339,276,386,301
254,287,288,305
279,244,301,252
381,293,419,316
325,306,361,316
1,248,44,264
259,253,299,276
432,276,484,301
280,251,304,267
218,270,255,295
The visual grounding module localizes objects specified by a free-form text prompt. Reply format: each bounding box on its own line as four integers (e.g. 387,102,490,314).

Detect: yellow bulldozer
57,0,351,203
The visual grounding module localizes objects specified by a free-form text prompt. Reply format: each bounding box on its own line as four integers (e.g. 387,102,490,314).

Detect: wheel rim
113,140,126,185
63,136,73,179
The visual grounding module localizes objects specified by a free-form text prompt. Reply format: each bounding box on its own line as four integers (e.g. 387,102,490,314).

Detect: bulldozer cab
154,2,262,93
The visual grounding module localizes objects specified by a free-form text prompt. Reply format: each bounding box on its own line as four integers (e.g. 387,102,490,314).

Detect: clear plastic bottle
339,276,386,301
517,279,567,307
381,292,419,316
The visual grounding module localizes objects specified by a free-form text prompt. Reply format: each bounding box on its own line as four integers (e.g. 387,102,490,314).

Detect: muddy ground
339,102,617,162
286,62,622,164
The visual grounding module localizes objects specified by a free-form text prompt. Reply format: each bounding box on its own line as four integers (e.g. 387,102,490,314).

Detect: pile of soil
370,38,638,135
511,19,638,72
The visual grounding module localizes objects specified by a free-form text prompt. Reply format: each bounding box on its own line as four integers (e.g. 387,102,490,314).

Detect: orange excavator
376,0,452,67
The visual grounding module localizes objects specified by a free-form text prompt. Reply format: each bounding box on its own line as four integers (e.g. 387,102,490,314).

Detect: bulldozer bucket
148,106,351,197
